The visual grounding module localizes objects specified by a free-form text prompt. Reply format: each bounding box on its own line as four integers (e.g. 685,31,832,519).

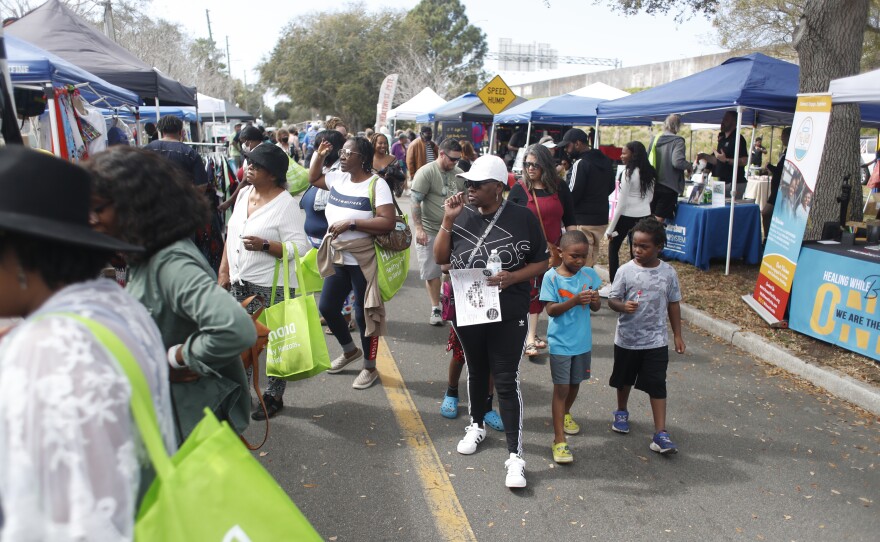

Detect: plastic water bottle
487,249,502,276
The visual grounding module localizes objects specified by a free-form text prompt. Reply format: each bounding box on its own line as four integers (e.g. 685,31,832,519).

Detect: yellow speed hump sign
478,75,516,115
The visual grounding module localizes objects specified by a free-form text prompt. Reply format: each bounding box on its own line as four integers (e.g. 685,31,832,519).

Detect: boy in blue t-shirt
540,230,601,464
607,218,686,455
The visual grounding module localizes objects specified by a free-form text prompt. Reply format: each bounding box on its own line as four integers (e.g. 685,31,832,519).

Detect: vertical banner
751,94,832,322
375,74,399,131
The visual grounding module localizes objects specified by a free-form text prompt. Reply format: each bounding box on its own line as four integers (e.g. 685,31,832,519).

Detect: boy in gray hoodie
648,114,692,222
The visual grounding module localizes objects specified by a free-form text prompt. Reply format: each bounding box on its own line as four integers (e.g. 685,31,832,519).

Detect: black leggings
608,215,649,282
319,265,378,367
453,318,528,455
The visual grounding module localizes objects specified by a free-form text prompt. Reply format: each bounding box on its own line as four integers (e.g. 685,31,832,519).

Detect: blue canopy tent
595,53,803,275
597,53,800,126
494,93,652,152
103,106,198,123
597,52,880,274
417,93,525,123
6,35,141,157
6,35,140,108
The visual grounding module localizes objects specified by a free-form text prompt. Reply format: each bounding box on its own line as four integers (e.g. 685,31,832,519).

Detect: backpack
581,149,616,196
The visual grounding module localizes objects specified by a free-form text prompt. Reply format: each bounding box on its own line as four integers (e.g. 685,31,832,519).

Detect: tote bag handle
269,243,308,305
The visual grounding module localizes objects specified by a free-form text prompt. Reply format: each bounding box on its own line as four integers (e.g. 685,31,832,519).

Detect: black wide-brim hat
244,143,290,182
0,145,143,253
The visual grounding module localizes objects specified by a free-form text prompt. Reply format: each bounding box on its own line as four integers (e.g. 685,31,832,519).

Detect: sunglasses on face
524,161,540,169
463,180,494,189
340,149,362,158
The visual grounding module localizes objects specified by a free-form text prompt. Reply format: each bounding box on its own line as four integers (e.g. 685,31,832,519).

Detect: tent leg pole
489,123,496,156
726,106,744,276
46,87,62,158
525,121,532,150
594,118,600,148
155,97,160,124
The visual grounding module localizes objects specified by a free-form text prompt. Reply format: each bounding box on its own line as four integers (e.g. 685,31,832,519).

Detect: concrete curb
593,265,880,416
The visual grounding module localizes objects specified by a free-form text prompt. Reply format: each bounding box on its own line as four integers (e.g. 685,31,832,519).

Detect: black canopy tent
7,0,196,107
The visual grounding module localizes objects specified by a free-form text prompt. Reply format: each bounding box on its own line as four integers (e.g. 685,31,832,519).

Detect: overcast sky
147,0,723,101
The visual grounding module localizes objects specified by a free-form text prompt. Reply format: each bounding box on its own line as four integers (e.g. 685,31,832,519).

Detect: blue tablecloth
662,203,762,270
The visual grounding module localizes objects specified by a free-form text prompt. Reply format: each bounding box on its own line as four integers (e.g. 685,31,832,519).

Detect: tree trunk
794,0,869,239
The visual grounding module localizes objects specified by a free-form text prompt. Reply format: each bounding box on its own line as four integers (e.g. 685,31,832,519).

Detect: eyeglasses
523,161,540,169
340,149,362,158
444,153,462,162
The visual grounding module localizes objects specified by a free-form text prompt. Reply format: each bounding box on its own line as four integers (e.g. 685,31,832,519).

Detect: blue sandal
440,395,459,419
484,409,504,431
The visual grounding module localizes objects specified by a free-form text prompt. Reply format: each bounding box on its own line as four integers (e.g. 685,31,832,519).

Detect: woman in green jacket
86,146,256,443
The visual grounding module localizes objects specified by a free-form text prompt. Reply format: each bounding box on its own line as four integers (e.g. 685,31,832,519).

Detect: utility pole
243,70,248,113
226,36,232,78
205,9,214,45
102,1,116,42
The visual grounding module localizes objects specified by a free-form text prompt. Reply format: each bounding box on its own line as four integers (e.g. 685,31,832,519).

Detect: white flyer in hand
449,268,502,327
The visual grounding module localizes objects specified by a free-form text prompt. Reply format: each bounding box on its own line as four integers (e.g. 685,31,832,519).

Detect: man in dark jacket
649,114,692,223
561,128,615,268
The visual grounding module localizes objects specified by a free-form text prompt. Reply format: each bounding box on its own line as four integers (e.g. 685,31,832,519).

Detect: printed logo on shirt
518,319,525,327
328,187,372,212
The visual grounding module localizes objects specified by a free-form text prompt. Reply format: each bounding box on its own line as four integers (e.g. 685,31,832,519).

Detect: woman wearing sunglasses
309,136,395,390
218,143,311,420
508,143,576,358
434,155,548,489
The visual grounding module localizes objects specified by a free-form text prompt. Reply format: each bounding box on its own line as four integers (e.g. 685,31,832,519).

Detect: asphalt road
244,198,879,542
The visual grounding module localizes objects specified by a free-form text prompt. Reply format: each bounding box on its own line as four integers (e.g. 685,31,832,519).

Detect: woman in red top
507,144,576,357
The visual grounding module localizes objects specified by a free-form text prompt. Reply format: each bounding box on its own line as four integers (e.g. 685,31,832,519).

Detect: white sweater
606,168,654,236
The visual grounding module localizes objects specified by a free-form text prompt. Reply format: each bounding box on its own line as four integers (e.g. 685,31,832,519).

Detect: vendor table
744,176,771,211
789,242,880,362
662,202,762,270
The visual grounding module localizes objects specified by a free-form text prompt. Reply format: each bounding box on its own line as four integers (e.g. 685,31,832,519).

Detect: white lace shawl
0,279,176,542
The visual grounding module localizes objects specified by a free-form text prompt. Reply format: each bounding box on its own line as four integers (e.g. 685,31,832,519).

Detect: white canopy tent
197,92,226,122
829,68,880,104
569,82,629,100
386,87,446,125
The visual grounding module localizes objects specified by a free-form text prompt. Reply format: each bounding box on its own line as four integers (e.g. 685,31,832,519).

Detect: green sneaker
552,442,573,464
563,413,580,435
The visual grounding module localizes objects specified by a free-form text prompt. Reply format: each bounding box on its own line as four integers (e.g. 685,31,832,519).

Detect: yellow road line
376,337,476,542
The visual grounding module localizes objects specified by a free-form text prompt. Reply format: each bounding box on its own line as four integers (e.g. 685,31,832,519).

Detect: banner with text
751,94,831,321
789,247,880,362
375,74,399,131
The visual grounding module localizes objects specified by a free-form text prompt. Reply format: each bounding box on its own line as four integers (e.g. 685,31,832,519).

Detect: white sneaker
429,308,443,326
504,453,527,488
327,348,362,374
352,368,379,389
456,423,486,455
598,285,613,298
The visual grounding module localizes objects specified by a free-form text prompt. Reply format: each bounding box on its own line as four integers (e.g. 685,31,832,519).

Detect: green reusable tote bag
298,247,324,294
375,244,409,302
286,156,310,195
60,314,323,541
368,177,410,302
259,244,331,381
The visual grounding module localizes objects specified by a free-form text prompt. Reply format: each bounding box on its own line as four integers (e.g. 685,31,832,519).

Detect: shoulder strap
369,175,404,217
465,198,507,268
238,296,270,450
529,185,551,244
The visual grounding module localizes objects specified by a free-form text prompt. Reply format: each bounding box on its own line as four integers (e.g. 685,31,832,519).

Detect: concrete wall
510,52,750,98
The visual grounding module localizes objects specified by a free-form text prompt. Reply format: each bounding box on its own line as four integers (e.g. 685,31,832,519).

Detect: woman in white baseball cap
434,154,549,489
